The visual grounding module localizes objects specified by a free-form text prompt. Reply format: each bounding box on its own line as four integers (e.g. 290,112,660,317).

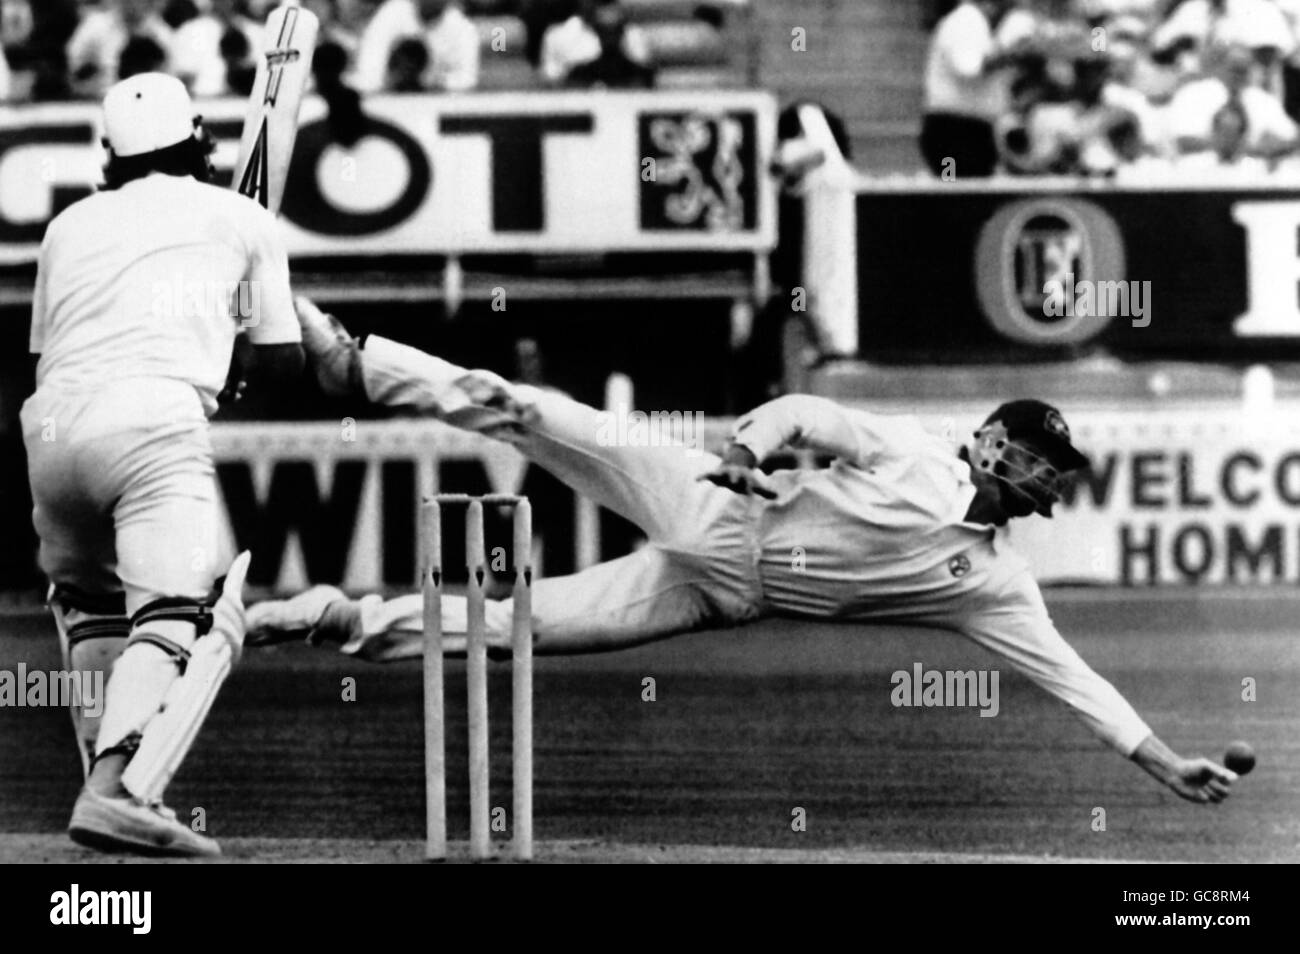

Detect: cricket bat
232,1,319,213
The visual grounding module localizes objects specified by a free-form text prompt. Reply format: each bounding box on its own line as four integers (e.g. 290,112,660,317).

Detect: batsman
23,73,304,856
252,301,1240,806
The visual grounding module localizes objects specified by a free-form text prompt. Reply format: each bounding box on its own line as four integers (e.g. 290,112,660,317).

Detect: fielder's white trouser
21,379,226,766
334,337,765,661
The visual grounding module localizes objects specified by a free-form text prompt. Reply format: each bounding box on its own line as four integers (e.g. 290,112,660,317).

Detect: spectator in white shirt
1173,97,1272,178
424,0,479,91
1101,33,1166,154
1165,42,1298,159
171,0,263,97
1153,0,1294,92
921,0,1022,177
67,0,174,98
566,0,654,87
354,0,480,93
353,0,422,92
539,0,650,86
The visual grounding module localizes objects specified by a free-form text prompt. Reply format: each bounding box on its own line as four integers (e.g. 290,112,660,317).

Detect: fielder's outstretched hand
1167,758,1237,804
1131,734,1238,804
698,444,778,499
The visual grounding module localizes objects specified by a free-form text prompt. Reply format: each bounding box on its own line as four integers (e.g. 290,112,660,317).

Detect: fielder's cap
983,399,1089,471
103,73,196,158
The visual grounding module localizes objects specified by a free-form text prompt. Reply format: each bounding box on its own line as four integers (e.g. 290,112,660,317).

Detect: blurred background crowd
2,0,1298,178
924,0,1300,178
0,0,748,102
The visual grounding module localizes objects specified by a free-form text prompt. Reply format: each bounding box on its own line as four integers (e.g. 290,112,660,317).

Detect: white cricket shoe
246,585,348,646
294,296,363,397
68,787,220,858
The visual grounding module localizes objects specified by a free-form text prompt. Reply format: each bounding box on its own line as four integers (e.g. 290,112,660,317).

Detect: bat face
233,3,320,213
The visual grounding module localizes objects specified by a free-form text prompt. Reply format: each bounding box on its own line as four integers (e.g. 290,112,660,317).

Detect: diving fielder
23,73,302,856
251,301,1237,805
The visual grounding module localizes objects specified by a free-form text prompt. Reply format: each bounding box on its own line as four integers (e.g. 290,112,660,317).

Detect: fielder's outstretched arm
1130,733,1237,804
963,575,1237,804
700,394,935,497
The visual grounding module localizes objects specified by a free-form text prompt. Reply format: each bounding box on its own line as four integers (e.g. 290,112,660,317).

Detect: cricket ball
1224,740,1255,775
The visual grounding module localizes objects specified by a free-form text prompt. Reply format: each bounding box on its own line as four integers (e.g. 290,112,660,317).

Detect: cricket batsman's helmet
970,400,1090,518
103,73,197,157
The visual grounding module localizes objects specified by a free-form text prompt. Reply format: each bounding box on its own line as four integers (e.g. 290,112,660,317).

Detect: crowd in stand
0,0,722,102
923,0,1300,178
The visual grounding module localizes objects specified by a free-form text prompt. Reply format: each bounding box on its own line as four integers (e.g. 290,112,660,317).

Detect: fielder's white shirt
731,395,1152,755
30,174,300,417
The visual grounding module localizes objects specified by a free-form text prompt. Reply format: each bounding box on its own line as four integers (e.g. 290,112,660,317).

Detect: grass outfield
0,592,1296,863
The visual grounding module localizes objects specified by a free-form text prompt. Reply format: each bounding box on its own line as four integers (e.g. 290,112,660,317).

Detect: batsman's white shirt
732,396,1151,755
30,173,300,414
23,173,299,610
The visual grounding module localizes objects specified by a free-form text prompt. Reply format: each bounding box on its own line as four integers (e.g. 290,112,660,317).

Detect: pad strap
50,584,126,617
67,617,131,647
131,597,216,638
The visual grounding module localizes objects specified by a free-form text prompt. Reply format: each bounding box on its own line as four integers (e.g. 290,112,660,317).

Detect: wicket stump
422,493,533,862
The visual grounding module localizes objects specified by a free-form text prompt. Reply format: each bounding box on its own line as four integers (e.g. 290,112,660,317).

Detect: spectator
520,0,576,67
118,33,169,79
1104,13,1179,104
1079,0,1166,17
1174,97,1271,176
1100,27,1166,155
66,0,174,98
1153,0,1293,92
565,0,654,87
171,0,263,97
539,0,650,86
10,1,77,101
218,21,258,95
1165,41,1298,159
307,0,364,61
314,40,366,144
424,0,479,92
161,0,201,30
354,0,423,91
920,0,1023,177
354,0,478,93
998,49,1142,177
386,35,429,90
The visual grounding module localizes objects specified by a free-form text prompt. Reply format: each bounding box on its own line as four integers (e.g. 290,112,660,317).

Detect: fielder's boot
245,585,350,646
68,787,220,858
